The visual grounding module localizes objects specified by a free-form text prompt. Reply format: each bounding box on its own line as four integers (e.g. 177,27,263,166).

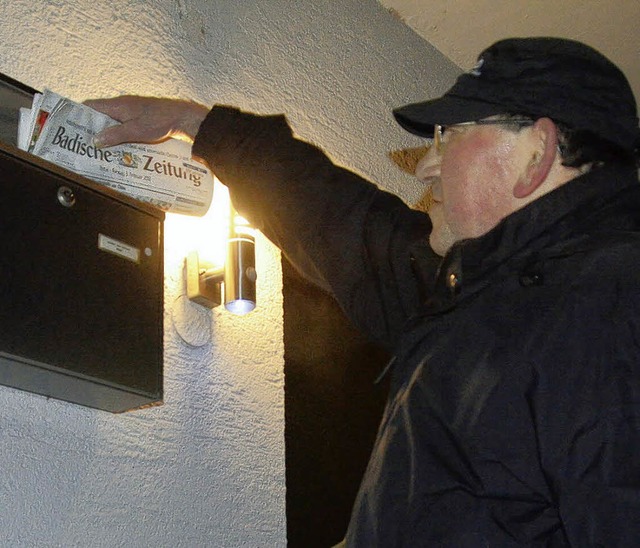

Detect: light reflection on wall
163,178,231,272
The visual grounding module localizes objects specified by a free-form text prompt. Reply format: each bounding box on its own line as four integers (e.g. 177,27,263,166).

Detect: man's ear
513,118,558,199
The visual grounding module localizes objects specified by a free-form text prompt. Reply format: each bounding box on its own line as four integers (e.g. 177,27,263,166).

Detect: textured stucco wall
0,0,458,546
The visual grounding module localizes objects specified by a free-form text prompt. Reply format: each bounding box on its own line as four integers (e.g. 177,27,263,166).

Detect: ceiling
379,0,640,104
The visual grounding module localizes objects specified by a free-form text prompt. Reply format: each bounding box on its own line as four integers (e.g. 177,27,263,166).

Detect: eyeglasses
433,118,533,153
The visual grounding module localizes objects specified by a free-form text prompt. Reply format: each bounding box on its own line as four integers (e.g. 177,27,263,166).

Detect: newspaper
18,90,214,216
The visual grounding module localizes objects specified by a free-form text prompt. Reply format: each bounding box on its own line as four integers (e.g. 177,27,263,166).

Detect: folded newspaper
18,90,214,216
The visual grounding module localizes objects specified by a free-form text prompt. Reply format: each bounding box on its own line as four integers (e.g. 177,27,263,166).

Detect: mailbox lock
57,186,76,207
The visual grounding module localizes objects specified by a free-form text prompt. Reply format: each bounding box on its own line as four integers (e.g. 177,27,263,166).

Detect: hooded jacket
193,106,640,547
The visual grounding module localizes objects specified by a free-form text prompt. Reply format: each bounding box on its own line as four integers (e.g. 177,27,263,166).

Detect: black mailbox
0,74,163,412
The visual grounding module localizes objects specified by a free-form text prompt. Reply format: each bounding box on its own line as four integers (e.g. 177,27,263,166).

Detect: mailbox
0,74,163,412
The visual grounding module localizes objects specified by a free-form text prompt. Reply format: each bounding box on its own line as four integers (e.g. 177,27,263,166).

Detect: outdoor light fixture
186,211,257,315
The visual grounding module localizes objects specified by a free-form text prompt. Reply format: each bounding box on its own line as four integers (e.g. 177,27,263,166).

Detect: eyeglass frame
432,118,534,153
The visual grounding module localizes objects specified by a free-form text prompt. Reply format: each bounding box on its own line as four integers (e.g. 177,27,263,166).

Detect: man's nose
415,146,441,184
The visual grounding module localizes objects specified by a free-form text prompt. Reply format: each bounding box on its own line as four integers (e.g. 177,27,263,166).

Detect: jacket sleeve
192,106,439,350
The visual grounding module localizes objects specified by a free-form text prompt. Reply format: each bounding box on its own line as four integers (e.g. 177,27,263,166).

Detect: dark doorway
283,258,390,548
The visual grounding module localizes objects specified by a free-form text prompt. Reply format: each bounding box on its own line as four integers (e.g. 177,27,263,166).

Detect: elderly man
88,37,640,546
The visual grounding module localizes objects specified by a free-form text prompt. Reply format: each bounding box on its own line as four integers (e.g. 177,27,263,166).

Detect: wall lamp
186,212,257,315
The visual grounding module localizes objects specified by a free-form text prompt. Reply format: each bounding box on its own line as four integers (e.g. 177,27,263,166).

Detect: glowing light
225,299,256,315
164,179,231,270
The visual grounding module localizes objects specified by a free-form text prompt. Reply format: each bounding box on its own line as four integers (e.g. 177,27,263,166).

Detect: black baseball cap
393,37,640,153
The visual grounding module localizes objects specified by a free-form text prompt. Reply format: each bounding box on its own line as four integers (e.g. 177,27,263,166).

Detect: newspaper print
20,90,214,216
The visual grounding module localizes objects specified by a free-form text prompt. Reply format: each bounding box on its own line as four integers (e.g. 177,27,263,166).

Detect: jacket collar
433,163,640,301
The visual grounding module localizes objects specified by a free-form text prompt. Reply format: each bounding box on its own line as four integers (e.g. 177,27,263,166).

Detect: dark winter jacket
194,106,640,547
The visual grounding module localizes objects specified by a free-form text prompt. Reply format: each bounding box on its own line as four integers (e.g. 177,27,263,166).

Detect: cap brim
393,94,507,137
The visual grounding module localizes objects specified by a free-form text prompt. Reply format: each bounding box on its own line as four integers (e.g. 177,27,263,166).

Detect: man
87,37,640,545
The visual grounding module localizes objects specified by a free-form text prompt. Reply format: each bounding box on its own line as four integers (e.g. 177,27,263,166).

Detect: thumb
93,120,168,148
93,124,131,148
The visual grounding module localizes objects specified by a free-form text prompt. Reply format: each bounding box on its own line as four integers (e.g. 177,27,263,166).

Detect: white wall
0,1,459,545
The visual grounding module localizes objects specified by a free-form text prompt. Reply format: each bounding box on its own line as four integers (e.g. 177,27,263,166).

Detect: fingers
84,95,210,148
93,120,166,148
84,96,167,147
84,96,142,122
84,96,147,147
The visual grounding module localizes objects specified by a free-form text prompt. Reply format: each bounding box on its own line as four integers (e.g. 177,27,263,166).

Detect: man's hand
83,96,210,148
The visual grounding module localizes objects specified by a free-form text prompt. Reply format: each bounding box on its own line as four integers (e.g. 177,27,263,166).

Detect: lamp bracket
186,251,224,309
